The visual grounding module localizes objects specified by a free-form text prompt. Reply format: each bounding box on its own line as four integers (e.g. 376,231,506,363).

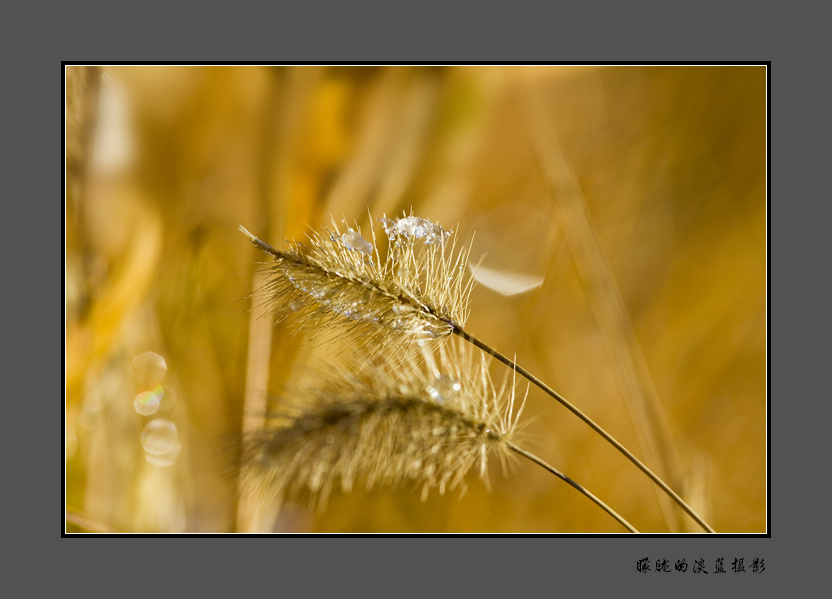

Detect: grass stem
507,442,639,533
453,325,715,533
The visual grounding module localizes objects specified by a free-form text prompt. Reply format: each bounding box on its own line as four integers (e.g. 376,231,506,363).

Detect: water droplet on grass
426,375,462,403
289,299,303,312
380,216,452,245
340,228,373,255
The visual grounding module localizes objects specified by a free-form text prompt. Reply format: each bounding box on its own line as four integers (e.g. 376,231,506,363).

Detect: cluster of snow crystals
380,216,452,246
340,228,374,256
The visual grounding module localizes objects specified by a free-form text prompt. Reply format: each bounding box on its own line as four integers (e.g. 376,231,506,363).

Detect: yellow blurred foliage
65,65,767,533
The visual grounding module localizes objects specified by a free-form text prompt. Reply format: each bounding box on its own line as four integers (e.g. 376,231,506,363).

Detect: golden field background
65,65,766,533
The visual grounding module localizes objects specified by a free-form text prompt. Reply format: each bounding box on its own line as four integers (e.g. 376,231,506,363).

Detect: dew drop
288,299,304,312
396,216,429,238
348,308,379,324
379,216,452,245
344,290,379,322
426,375,462,403
417,320,451,339
340,228,373,255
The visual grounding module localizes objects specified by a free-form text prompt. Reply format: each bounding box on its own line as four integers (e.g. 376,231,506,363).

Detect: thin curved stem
507,442,638,533
454,326,715,533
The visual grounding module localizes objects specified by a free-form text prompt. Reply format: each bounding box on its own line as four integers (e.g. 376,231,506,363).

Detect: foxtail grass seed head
240,213,475,353
240,340,527,510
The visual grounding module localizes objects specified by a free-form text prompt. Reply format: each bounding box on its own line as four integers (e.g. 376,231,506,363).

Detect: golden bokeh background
65,65,766,533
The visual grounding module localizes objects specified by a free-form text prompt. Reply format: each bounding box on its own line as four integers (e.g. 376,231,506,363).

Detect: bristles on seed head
239,339,525,510
241,214,476,356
